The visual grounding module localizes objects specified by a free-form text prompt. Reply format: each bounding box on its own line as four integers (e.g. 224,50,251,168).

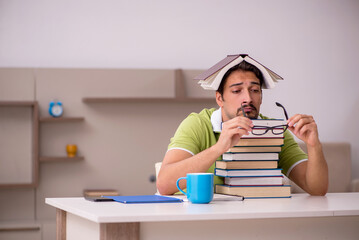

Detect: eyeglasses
241,102,289,136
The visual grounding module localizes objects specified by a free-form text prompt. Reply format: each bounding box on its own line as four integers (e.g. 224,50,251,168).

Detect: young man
157,61,328,196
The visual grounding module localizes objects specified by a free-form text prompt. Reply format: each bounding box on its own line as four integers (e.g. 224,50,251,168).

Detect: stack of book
215,119,291,199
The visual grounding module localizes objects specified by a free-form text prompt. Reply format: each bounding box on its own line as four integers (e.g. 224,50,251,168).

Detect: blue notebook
103,195,183,204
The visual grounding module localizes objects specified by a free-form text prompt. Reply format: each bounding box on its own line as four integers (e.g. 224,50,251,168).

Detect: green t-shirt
168,108,308,186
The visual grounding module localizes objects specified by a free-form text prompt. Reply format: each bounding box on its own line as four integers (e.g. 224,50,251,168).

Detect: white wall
1,0,359,179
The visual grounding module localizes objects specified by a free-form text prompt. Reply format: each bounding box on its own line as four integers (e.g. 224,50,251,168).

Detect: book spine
215,168,283,177
222,153,279,161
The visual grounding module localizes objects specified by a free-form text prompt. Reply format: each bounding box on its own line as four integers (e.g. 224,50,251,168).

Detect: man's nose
242,89,252,103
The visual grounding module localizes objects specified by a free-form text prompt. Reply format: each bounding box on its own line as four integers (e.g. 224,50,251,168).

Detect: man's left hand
287,114,320,147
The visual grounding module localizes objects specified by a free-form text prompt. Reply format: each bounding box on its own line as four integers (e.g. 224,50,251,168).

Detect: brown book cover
194,54,245,80
215,184,291,198
83,189,119,197
216,160,278,169
226,146,282,153
235,138,284,146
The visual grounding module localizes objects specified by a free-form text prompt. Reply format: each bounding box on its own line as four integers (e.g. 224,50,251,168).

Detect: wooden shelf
0,101,37,107
39,117,85,123
39,156,85,162
0,221,41,231
82,69,214,103
82,97,215,103
39,117,85,163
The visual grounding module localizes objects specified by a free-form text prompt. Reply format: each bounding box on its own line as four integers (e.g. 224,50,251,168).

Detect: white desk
46,193,359,240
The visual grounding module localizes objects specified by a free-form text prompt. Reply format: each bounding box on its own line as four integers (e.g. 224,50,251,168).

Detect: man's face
216,70,262,121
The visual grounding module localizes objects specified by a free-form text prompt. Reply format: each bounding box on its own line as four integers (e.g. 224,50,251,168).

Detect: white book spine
222,153,279,161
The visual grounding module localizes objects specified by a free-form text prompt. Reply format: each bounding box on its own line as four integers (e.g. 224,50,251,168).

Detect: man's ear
216,91,224,107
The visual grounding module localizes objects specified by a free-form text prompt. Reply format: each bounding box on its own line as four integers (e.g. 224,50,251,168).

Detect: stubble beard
223,104,259,120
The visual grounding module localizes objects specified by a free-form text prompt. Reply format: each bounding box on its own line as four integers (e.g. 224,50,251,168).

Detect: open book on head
194,54,283,90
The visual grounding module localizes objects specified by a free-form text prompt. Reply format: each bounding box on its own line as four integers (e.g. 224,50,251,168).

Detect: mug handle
176,177,187,196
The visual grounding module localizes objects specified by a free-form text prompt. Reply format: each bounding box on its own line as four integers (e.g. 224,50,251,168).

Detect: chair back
291,142,351,193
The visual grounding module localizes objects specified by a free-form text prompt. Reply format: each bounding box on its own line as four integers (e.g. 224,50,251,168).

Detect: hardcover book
215,168,283,177
216,160,278,169
194,54,283,90
226,146,282,153
234,138,284,146
83,189,119,197
224,176,284,186
222,152,279,161
215,184,291,198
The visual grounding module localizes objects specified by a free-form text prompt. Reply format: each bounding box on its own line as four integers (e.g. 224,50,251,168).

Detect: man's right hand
214,116,253,154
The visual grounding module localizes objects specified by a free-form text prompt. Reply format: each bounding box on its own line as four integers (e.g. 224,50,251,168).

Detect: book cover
194,54,283,90
83,189,119,197
234,138,284,146
216,160,278,169
215,184,291,198
103,195,183,204
224,176,283,186
194,55,240,82
215,168,282,177
222,152,279,161
226,146,282,153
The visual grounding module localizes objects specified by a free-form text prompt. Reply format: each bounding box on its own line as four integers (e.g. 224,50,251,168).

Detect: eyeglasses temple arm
275,102,289,120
